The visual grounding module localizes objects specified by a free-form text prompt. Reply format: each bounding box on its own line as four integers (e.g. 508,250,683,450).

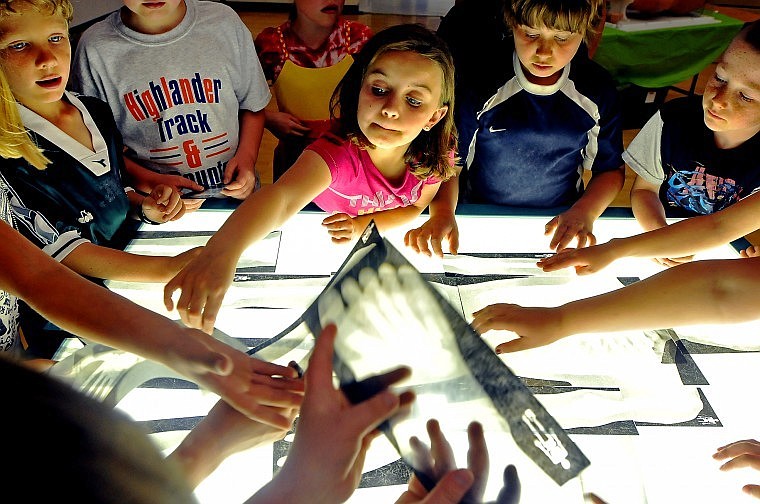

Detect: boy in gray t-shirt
72,0,270,209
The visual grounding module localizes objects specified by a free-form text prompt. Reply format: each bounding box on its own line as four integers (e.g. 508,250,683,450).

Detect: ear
424,105,449,131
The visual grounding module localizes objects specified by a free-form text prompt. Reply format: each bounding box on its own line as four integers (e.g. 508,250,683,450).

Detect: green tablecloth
592,11,744,88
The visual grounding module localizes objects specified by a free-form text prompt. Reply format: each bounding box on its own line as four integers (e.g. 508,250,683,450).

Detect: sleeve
0,171,88,262
304,138,346,184
232,15,272,113
347,21,373,54
254,27,283,85
622,110,666,185
588,78,624,174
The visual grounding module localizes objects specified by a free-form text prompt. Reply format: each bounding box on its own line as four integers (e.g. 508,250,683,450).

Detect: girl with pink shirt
164,24,458,333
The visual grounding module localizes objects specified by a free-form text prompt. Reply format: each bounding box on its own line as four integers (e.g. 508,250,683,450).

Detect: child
164,24,458,334
72,0,270,207
626,20,760,267
254,0,372,181
0,0,211,356
406,0,624,257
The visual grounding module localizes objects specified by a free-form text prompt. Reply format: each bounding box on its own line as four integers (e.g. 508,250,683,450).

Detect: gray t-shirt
72,0,271,189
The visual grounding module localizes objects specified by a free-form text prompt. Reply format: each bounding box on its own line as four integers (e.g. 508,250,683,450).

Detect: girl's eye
555,36,569,43
406,96,422,107
8,41,28,51
50,35,65,43
713,74,727,84
740,93,754,103
371,86,387,96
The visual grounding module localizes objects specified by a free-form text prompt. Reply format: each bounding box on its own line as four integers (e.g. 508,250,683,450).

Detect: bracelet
139,207,162,225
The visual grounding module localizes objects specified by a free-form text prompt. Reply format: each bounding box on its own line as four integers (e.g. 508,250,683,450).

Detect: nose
710,86,728,109
381,95,400,119
36,47,57,69
536,38,552,58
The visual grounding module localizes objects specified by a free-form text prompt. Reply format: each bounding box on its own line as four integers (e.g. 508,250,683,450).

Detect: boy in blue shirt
406,0,624,257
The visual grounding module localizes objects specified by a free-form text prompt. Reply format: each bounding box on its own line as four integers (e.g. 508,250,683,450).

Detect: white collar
18,91,111,176
512,51,569,96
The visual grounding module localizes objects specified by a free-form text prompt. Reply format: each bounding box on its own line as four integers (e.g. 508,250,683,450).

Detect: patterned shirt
255,18,372,84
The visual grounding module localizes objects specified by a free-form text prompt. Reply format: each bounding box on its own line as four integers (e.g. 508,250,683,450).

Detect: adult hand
471,303,563,353
713,439,760,499
252,324,413,503
322,212,358,243
404,214,459,258
142,184,186,223
544,208,597,252
164,247,237,334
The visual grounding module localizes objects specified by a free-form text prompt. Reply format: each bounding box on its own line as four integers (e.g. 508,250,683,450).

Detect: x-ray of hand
318,262,467,385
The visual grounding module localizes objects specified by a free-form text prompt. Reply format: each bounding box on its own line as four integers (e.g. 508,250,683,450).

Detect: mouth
531,62,553,72
705,108,724,122
36,76,63,89
142,2,166,8
372,123,398,133
321,4,340,14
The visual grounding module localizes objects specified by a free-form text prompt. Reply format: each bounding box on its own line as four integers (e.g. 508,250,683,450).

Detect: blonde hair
0,0,73,170
0,68,49,169
504,0,604,46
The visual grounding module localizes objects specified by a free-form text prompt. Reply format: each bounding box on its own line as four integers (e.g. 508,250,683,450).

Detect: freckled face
0,8,70,111
702,37,760,139
512,24,583,86
357,50,447,152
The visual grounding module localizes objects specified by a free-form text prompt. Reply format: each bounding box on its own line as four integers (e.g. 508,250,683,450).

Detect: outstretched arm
164,150,332,333
0,221,303,424
539,191,760,274
473,257,760,353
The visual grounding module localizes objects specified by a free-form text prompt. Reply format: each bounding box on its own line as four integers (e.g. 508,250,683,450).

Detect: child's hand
404,214,459,257
267,111,311,139
170,398,297,487
164,246,238,334
322,212,359,243
652,255,695,268
741,245,760,258
142,184,186,223
161,326,304,430
713,439,760,498
471,303,563,353
537,241,618,275
544,209,597,252
222,156,258,199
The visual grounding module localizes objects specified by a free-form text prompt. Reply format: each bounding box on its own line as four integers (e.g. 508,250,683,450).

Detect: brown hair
503,0,604,46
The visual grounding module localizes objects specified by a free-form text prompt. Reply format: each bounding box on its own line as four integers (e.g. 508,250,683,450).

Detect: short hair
0,0,73,24
330,23,459,182
740,19,760,52
503,0,604,45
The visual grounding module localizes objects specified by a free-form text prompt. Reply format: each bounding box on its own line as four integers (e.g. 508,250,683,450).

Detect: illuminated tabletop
592,10,744,89
52,205,760,504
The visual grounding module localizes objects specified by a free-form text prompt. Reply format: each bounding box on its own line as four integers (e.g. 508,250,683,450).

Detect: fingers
496,465,521,504
421,469,474,504
181,198,205,212
172,176,205,192
465,422,489,501
427,419,456,477
744,485,760,498
322,213,354,242
448,229,459,255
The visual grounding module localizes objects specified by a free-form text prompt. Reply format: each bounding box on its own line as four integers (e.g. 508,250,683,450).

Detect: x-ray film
249,222,589,497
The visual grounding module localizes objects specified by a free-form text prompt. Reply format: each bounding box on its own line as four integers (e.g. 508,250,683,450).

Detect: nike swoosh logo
489,126,506,133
